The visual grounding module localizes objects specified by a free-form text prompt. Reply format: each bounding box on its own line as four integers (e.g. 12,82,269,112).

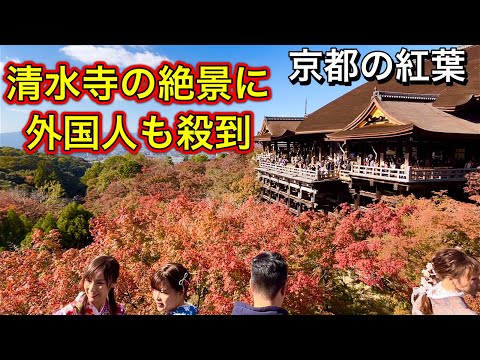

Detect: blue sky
0,45,454,136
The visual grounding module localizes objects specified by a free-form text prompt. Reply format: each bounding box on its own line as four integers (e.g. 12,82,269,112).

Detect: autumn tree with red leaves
2,153,480,315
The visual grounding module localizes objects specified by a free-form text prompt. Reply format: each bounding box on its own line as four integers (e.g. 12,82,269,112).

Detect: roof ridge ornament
264,116,305,121
372,90,439,102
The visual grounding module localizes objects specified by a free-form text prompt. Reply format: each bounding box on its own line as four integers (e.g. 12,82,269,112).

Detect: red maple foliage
2,154,480,315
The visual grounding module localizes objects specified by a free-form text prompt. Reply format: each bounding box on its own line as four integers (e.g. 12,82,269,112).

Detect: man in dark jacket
232,251,289,315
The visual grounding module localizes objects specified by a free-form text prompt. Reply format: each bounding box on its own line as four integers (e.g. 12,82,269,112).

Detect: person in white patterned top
411,248,480,315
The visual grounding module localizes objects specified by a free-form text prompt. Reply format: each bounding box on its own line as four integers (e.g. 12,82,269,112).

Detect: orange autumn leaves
1,153,480,314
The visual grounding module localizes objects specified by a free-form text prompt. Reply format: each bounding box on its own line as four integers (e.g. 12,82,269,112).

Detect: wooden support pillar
342,142,349,161
268,175,272,200
354,188,361,209
424,141,432,167
404,142,411,167
376,184,382,203
287,183,291,209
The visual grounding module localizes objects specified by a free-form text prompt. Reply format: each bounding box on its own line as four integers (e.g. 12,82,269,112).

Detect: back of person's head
432,248,479,282
419,248,480,314
250,251,288,300
80,255,120,314
150,263,191,299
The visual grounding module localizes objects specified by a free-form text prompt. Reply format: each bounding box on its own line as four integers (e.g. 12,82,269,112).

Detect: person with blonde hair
411,248,480,315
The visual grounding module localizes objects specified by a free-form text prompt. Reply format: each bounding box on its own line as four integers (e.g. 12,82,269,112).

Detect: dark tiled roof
296,45,480,134
379,99,480,134
327,96,480,140
253,134,272,141
328,124,413,140
256,116,303,140
265,121,302,137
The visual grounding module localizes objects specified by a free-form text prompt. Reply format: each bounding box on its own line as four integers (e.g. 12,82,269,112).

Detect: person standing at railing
344,159,351,171
337,157,344,170
306,153,311,166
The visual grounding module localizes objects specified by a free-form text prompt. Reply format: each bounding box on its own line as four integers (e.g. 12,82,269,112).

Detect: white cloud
127,45,150,49
0,57,21,78
59,45,170,68
6,107,29,113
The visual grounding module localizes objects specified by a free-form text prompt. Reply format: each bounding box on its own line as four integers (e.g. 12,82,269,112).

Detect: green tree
190,154,209,163
21,212,58,249
119,160,143,178
34,160,59,188
57,202,93,249
164,156,174,166
80,162,104,186
38,180,66,206
0,209,31,249
34,212,58,233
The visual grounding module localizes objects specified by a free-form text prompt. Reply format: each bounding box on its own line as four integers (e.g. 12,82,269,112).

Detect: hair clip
422,262,436,281
179,272,189,287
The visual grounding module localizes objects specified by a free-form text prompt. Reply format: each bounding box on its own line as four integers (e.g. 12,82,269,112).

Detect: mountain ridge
0,131,185,161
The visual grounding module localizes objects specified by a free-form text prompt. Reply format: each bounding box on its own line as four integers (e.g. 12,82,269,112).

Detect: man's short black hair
250,251,288,299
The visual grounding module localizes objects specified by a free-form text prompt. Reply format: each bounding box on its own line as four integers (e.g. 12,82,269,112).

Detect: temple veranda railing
257,160,337,182
257,158,478,183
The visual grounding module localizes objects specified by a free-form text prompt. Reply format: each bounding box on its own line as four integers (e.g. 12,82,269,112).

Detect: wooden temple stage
254,45,480,214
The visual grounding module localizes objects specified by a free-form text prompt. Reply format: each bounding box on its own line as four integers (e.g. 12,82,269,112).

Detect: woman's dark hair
150,263,191,299
419,248,479,314
80,255,120,315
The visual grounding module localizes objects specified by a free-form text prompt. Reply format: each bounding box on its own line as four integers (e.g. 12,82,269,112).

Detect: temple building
255,45,480,214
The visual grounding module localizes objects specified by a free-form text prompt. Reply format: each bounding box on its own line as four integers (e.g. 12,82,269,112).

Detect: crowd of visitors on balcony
361,154,406,170
260,150,404,172
259,150,480,175
259,150,350,174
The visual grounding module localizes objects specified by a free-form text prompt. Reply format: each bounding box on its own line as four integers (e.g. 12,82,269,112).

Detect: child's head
150,263,191,314
80,255,120,311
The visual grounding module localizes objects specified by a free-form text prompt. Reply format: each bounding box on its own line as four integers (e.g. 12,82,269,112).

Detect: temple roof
327,94,480,141
254,116,304,141
296,45,480,135
327,124,413,140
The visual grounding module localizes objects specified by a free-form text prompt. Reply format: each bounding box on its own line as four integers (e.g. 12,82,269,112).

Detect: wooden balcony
257,156,479,184
257,160,337,183
348,165,408,182
349,165,478,183
408,167,479,182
